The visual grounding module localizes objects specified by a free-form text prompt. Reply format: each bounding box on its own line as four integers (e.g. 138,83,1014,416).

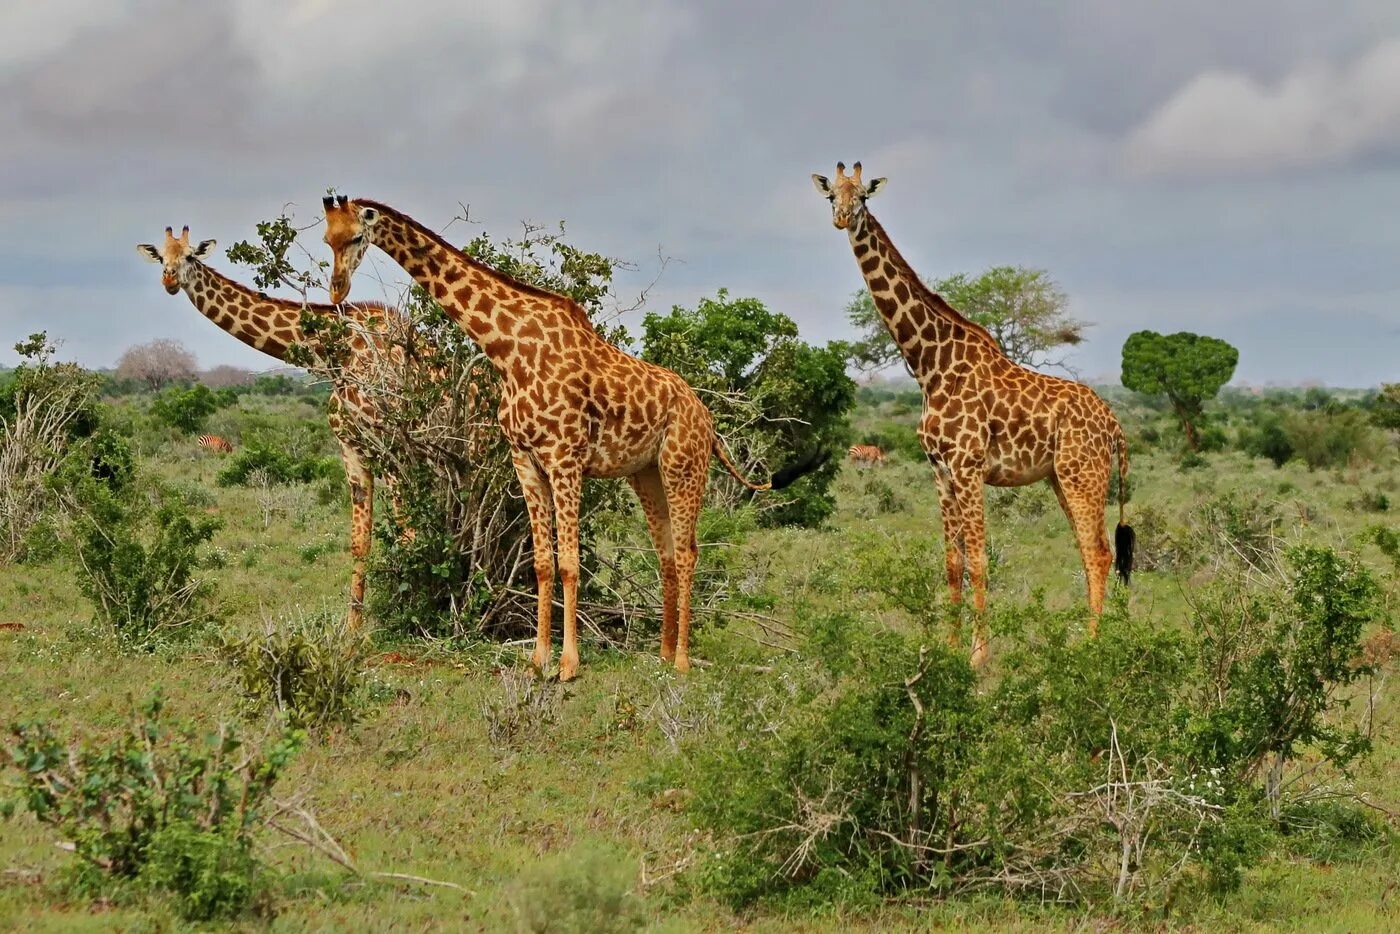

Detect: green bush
1239,414,1294,467
217,445,341,487
218,610,368,732
150,383,221,433
1283,406,1383,469
679,543,1383,910
3,693,300,920
67,477,222,648
506,841,643,933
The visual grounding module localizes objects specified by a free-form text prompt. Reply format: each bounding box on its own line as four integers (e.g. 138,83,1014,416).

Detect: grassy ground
1,395,1397,930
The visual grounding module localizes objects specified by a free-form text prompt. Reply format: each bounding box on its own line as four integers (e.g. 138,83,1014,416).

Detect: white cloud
1124,37,1400,175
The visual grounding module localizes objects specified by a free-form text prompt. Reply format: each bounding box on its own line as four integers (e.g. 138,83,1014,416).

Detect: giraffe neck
181,261,307,361
362,200,600,374
848,212,1001,386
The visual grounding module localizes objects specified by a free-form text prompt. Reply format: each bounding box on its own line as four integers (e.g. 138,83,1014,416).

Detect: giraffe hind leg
659,435,709,674
627,467,678,664
1051,469,1114,635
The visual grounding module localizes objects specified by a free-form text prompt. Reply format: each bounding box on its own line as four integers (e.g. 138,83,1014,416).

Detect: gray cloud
1,2,1398,387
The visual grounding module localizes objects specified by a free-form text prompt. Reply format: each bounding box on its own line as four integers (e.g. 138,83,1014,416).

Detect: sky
2,0,1399,386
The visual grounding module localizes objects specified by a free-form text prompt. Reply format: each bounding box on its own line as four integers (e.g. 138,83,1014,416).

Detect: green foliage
1281,406,1382,470
217,445,341,487
641,289,856,526
1369,382,1400,430
217,611,369,732
3,693,300,920
1239,414,1294,467
67,476,222,648
505,840,643,933
845,265,1085,371
1121,331,1238,450
680,542,1384,910
150,383,221,433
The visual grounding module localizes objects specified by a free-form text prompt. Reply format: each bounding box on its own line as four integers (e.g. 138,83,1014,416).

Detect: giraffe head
136,226,218,294
322,195,381,304
810,161,887,230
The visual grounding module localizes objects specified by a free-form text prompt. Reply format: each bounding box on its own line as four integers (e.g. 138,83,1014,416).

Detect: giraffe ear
192,239,217,260
137,244,162,263
811,174,833,196
864,177,888,198
359,206,380,225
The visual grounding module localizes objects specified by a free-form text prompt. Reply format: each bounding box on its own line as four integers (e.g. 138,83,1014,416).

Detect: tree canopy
1121,330,1238,450
641,289,855,527
845,265,1086,373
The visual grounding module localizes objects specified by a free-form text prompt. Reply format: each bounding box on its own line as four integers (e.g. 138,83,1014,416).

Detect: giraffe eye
350,234,365,245
827,195,835,202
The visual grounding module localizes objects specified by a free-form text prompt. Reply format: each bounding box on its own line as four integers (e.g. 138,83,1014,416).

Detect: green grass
2,394,1397,930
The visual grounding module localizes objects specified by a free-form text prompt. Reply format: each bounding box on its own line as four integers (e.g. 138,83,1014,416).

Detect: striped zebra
848,444,887,465
197,434,234,454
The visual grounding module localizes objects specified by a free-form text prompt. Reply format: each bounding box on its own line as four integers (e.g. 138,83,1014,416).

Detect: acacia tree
1121,330,1238,450
845,265,1086,373
115,339,198,391
640,289,856,527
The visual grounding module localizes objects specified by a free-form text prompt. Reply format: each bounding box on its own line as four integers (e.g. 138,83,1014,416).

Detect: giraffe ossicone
814,161,1134,668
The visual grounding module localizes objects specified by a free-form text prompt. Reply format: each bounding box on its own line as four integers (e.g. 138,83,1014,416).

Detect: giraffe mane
864,214,1006,358
356,199,600,334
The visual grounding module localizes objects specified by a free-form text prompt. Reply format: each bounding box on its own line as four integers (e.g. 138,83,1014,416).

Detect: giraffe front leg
511,451,556,675
953,469,990,669
549,463,585,682
340,443,373,632
932,460,965,648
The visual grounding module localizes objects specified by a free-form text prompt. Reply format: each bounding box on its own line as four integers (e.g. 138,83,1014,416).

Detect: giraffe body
322,196,767,680
138,226,418,630
813,164,1132,666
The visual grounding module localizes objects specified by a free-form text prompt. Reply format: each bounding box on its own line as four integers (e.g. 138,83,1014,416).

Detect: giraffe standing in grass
138,225,421,631
321,195,769,681
812,163,1133,667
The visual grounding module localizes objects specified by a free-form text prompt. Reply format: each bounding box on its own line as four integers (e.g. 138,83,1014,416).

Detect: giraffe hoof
659,647,676,664
558,653,580,683
673,654,690,674
530,647,550,674
969,639,990,671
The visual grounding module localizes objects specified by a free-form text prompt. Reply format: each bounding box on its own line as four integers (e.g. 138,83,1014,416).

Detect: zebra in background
197,434,235,454
848,444,886,466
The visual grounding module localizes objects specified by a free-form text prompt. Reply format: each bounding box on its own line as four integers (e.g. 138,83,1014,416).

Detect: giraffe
812,163,1133,667
137,225,419,631
320,195,770,681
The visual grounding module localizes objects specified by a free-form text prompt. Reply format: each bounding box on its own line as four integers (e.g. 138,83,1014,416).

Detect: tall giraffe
812,163,1133,666
137,225,417,631
321,195,769,681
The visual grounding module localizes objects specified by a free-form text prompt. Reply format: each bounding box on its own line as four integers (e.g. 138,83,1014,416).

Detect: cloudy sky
2,0,1399,385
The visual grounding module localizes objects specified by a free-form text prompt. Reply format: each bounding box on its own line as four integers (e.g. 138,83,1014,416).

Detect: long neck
182,262,306,361
363,201,599,372
848,212,1000,385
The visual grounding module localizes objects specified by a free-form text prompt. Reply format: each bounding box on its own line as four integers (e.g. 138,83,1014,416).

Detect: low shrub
1283,406,1383,470
3,693,301,920
217,445,341,488
66,476,222,648
218,610,368,732
505,840,643,933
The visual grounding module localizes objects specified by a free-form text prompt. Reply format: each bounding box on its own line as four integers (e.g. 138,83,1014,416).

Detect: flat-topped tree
812,162,1133,667
321,194,769,681
137,225,413,631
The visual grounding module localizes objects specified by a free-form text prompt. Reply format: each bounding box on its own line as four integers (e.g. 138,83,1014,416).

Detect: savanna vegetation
2,239,1397,929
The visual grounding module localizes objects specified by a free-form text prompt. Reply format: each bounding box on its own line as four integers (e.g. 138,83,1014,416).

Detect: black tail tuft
769,446,832,491
1114,523,1135,585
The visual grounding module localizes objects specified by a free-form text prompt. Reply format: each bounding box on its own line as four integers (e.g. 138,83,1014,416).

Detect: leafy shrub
1349,490,1389,513
217,445,340,487
861,421,924,462
0,333,102,561
506,841,643,933
67,476,222,648
1240,415,1294,467
1190,492,1281,570
1283,406,1382,469
4,693,300,920
150,383,221,433
218,610,368,732
679,543,1383,910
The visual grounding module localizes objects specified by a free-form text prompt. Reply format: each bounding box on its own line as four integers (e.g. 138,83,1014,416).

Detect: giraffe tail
1113,426,1135,585
712,437,771,491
